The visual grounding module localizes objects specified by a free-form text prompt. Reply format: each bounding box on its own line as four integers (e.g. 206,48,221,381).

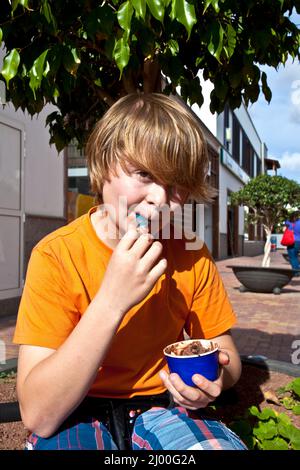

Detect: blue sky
248,12,300,184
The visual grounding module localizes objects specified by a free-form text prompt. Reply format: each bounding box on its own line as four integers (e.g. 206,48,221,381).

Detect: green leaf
62,48,81,75
19,0,29,8
40,0,57,29
208,23,224,63
291,378,300,398
224,24,236,59
277,413,291,425
12,0,20,13
203,0,220,14
146,0,165,22
113,36,130,77
253,420,278,440
12,0,29,11
180,75,203,107
84,4,115,40
53,87,59,100
291,440,300,450
214,76,228,101
94,78,102,87
277,421,300,449
277,0,284,10
261,71,272,103
282,397,295,410
261,437,289,450
277,422,294,440
259,408,277,421
167,39,179,55
0,28,2,45
29,50,49,99
292,405,300,415
117,1,134,34
288,425,300,449
1,49,20,89
132,0,147,19
171,0,197,39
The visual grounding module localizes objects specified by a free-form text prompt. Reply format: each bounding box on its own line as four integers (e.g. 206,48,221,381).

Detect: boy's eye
136,170,152,180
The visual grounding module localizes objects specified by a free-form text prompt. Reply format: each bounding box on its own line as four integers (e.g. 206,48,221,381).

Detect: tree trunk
262,227,272,267
143,57,162,93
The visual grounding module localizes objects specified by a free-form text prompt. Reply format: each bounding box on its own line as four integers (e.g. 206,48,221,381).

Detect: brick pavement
0,248,299,367
216,249,300,363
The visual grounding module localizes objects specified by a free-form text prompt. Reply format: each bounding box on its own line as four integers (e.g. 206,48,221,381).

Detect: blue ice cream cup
163,339,219,386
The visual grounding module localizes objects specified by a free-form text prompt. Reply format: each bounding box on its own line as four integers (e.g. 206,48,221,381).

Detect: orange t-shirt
14,207,236,398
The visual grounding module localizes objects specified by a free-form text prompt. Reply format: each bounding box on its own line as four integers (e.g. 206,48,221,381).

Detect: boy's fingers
160,372,204,409
119,213,149,251
118,227,139,251
191,374,221,399
159,371,189,405
218,351,230,365
142,241,163,270
130,233,154,258
148,257,167,282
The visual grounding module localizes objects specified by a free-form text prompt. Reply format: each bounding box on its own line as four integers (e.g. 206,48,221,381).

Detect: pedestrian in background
285,211,300,275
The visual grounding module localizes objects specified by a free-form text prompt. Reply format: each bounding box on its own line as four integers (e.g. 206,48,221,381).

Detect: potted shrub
228,175,300,294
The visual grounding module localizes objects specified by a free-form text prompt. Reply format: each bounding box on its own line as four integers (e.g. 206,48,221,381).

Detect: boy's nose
145,182,168,207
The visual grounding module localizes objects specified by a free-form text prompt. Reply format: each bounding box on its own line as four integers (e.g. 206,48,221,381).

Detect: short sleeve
13,247,81,348
184,244,237,339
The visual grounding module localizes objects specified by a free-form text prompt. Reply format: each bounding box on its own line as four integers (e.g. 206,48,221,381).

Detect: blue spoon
136,213,148,229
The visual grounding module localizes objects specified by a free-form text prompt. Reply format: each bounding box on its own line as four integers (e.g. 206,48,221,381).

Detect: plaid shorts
25,406,247,451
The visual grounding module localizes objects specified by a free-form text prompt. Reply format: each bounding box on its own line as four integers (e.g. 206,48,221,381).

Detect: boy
14,93,246,450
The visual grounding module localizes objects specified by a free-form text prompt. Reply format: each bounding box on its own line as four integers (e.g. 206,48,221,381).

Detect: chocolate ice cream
165,340,217,357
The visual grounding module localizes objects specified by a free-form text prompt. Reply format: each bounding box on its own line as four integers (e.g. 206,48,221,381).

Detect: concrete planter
227,265,299,294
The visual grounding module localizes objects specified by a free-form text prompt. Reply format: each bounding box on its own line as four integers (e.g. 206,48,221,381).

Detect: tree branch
93,86,116,107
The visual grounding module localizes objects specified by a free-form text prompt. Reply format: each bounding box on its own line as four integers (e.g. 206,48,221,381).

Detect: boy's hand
159,350,230,410
96,213,167,316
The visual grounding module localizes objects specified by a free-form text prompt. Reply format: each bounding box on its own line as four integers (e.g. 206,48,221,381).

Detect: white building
191,79,267,259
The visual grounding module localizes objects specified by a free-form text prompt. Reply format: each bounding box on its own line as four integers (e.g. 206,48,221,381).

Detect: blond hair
86,93,216,203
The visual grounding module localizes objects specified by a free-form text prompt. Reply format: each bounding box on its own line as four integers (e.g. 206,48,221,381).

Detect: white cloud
273,152,300,184
248,58,300,185
278,152,300,171
290,106,300,124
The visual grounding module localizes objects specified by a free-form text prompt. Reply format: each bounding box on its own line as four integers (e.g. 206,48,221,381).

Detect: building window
242,132,250,175
256,155,262,176
242,132,255,177
224,104,230,151
232,114,240,163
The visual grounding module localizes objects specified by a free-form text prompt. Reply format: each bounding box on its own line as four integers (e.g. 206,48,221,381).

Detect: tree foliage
230,174,300,266
230,174,300,234
0,0,300,150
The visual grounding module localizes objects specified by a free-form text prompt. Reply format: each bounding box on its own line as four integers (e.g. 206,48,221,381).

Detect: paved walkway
216,249,300,363
0,248,299,367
